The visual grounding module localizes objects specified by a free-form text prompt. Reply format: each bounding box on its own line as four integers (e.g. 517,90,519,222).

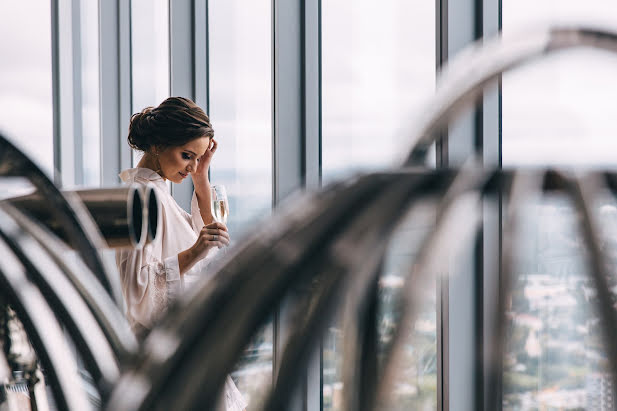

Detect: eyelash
182,153,201,162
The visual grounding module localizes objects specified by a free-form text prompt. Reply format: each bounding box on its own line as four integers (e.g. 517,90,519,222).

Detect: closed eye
182,152,192,160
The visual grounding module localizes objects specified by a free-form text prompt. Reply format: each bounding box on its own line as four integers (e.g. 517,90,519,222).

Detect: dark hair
127,97,214,152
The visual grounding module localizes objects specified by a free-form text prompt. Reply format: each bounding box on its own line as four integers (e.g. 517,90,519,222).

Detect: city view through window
503,1,617,408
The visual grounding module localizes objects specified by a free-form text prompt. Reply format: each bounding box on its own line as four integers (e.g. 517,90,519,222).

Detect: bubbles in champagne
213,199,228,223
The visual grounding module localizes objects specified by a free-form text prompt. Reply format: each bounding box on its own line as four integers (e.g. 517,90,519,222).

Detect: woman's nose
187,159,197,173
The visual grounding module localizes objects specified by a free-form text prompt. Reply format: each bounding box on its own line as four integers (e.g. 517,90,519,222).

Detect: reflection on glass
503,2,617,408
322,0,435,183
209,0,273,407
81,0,100,186
321,1,436,409
130,0,170,166
0,1,53,176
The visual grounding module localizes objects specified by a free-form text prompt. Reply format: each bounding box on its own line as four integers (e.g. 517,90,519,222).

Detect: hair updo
127,97,214,152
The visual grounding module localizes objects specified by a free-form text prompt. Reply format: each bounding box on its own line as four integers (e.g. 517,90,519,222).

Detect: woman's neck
137,153,166,180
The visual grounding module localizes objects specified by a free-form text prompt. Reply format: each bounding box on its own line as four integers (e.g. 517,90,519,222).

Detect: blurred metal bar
0,203,138,365
0,239,89,410
485,170,544,411
403,24,617,166
105,173,404,410
0,204,120,397
268,172,456,411
144,183,160,244
5,185,148,249
375,168,489,406
0,133,124,306
565,173,617,406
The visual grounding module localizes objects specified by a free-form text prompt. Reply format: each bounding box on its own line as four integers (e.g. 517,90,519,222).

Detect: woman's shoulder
119,168,165,184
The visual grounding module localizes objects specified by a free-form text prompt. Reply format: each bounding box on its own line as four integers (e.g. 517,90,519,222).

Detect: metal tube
403,24,617,166
4,185,147,249
0,134,123,306
1,203,138,364
144,183,160,245
0,204,121,396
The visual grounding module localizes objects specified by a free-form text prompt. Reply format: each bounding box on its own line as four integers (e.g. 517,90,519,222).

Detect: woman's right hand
179,222,229,274
192,222,230,260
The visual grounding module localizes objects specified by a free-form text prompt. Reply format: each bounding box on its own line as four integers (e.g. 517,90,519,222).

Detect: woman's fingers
205,221,227,231
203,229,230,241
209,138,218,153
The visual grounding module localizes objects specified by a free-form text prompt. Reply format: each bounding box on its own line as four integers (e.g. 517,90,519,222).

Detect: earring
153,150,162,174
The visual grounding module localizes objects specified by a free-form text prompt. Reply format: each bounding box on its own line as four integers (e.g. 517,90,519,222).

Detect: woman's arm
194,185,215,226
191,138,218,226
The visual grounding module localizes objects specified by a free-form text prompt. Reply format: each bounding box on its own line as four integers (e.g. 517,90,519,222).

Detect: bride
116,96,247,411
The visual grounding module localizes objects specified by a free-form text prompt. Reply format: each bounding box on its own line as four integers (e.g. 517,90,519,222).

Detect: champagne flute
211,184,229,224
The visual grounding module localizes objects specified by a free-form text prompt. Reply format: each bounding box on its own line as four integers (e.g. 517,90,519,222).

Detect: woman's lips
179,172,187,178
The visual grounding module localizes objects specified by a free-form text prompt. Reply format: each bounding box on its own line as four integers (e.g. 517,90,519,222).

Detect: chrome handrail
0,134,124,306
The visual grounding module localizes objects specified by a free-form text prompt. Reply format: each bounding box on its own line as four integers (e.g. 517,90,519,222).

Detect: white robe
116,167,247,411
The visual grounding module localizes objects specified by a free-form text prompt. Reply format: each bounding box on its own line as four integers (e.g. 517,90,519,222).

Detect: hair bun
127,107,156,152
127,97,214,153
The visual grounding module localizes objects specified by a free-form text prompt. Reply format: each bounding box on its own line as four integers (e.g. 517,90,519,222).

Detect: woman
116,97,247,411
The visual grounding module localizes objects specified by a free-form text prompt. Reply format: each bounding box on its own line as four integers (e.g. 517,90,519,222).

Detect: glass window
130,0,170,166
322,0,436,183
208,0,273,407
81,0,101,186
0,1,54,177
321,1,436,409
502,1,617,409
502,0,617,168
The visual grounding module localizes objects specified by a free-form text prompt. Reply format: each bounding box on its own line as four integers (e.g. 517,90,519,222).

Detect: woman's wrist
178,247,197,275
192,176,210,194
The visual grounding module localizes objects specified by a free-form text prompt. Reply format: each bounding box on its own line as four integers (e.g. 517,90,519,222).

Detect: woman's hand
191,138,217,191
178,221,229,274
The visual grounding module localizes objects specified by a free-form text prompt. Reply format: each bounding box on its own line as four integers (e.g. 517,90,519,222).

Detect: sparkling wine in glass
211,184,229,224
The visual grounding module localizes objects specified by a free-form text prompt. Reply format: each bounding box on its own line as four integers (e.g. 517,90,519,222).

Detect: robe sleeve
115,244,182,332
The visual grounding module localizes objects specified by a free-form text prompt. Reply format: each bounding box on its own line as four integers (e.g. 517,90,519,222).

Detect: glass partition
81,0,101,186
502,1,617,408
130,0,170,166
321,1,436,408
0,1,54,178
208,0,274,407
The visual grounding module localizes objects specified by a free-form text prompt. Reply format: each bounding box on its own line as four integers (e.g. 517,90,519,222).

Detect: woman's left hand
191,138,217,190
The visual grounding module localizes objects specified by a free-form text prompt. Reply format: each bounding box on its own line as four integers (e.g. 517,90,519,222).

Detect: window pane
0,1,54,177
322,0,435,183
81,0,101,186
209,0,273,407
503,1,617,167
502,2,617,409
321,1,436,409
131,0,170,166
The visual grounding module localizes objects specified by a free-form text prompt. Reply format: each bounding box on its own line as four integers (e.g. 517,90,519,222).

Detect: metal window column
51,0,83,187
169,0,193,211
273,0,321,409
481,0,501,409
99,0,132,187
304,2,322,410
438,0,484,410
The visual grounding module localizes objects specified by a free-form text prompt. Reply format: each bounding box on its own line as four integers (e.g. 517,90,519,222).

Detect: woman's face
157,137,210,183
